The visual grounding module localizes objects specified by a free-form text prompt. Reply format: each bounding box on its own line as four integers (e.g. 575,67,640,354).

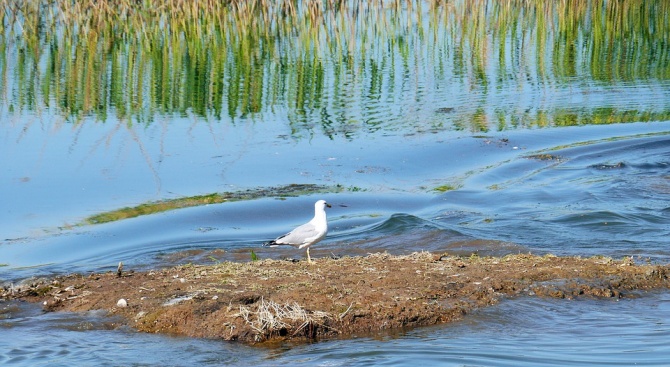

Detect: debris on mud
2,253,668,344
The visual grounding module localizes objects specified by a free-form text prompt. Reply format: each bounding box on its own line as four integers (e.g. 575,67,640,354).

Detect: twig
338,302,353,321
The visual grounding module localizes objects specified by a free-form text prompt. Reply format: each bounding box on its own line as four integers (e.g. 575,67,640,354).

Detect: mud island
2,252,669,344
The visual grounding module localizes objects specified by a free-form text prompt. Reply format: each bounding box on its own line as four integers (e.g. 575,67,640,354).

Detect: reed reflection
1,0,669,135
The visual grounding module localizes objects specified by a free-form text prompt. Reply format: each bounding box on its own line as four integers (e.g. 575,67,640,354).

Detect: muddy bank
2,253,669,344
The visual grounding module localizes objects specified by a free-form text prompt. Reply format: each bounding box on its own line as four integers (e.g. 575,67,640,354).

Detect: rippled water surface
1,0,670,365
2,293,669,366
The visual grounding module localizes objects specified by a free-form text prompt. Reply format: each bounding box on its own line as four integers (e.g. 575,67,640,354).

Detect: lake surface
1,0,670,365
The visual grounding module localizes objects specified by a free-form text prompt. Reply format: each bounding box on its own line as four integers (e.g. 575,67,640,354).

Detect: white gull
264,200,331,263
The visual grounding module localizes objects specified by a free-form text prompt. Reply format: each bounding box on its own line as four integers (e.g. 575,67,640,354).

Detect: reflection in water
1,3,669,365
1,0,669,135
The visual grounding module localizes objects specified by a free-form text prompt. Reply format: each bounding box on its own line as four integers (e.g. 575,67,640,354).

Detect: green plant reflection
1,0,669,134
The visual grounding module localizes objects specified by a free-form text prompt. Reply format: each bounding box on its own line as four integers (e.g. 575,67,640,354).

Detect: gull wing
274,222,320,246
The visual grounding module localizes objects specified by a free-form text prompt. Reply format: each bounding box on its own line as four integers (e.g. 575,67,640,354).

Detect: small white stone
116,298,128,308
212,295,219,300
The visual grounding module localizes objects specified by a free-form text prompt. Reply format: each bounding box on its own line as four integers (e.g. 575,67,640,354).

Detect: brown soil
2,252,669,344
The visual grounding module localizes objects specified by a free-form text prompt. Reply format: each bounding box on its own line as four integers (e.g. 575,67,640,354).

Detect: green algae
82,184,351,225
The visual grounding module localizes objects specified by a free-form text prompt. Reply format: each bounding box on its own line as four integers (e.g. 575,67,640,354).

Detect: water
1,0,670,365
2,293,670,366
2,123,668,279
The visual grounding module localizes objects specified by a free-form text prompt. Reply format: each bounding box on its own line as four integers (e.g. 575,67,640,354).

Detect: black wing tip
263,240,279,247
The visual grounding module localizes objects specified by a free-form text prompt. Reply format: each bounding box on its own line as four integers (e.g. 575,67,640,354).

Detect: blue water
2,122,670,365
2,122,669,279
2,293,669,366
2,0,670,364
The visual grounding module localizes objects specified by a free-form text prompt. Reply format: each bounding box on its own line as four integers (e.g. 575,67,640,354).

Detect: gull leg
306,248,313,264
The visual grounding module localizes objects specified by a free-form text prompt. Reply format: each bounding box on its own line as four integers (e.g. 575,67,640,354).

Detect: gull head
315,199,332,210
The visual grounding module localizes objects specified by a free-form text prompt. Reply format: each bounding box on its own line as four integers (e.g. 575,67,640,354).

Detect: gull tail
263,240,279,247
264,239,294,247
264,232,290,247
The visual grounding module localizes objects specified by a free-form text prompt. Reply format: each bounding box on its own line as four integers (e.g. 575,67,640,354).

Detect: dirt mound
3,253,668,344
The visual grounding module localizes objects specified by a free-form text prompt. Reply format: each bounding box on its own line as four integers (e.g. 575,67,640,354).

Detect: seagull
264,200,331,264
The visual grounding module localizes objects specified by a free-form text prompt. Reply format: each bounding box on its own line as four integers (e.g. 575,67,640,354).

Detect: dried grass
237,298,332,341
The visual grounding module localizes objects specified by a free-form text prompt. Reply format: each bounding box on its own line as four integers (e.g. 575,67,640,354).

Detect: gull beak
326,203,332,208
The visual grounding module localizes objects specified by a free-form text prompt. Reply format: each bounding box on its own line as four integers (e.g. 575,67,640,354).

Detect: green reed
1,0,669,131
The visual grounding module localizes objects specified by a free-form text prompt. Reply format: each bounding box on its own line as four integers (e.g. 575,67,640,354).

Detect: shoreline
2,252,669,344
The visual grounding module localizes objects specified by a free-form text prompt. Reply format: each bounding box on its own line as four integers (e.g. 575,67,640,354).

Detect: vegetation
434,184,458,192
80,183,346,225
1,0,669,133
